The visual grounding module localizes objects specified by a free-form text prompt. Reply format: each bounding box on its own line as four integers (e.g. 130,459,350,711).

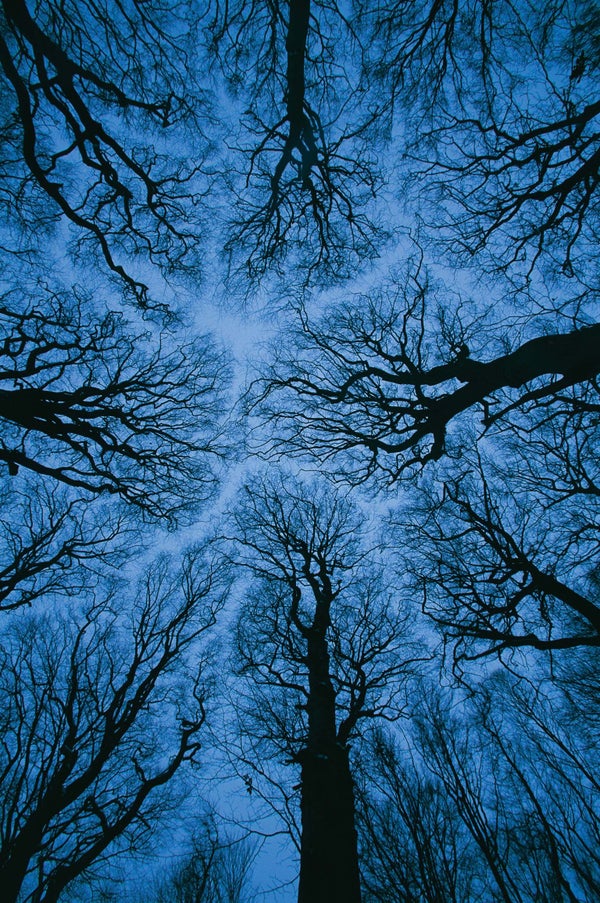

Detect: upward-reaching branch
255,294,599,484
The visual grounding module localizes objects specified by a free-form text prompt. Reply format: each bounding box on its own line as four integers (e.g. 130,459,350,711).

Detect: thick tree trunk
0,827,41,903
298,744,361,903
297,630,361,903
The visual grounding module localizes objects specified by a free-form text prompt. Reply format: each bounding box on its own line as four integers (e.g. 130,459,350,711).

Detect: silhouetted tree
230,475,419,903
0,0,209,306
149,815,258,903
0,286,229,521
209,0,382,283
247,239,600,673
357,672,600,902
357,726,472,903
0,545,228,903
253,253,598,485
358,0,600,279
405,450,600,664
478,673,600,901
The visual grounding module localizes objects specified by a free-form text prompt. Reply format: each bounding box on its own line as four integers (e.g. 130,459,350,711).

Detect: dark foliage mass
0,0,598,901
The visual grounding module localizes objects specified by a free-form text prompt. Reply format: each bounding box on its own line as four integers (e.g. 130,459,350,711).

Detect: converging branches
0,0,209,306
212,0,382,284
0,290,229,520
253,274,600,485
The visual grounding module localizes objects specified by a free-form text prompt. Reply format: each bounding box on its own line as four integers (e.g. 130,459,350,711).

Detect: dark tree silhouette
209,0,382,283
357,727,473,903
0,0,209,306
0,546,228,903
358,672,600,902
147,815,258,903
358,0,600,278
0,287,229,520
253,255,599,485
250,240,600,680
230,475,418,903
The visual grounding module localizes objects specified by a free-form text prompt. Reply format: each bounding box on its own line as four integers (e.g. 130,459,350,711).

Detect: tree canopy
0,0,598,900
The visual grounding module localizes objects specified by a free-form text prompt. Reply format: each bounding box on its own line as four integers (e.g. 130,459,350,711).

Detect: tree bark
297,629,361,903
298,744,362,903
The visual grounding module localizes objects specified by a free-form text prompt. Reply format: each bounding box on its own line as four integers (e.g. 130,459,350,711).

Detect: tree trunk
297,630,361,903
298,744,362,903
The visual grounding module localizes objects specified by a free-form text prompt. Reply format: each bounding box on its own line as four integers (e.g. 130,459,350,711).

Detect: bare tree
252,254,599,485
148,814,258,903
229,475,420,903
417,692,529,903
358,1,600,280
240,5,600,688
0,287,229,520
356,727,473,903
396,328,600,665
0,546,229,903
477,673,600,902
357,672,600,903
0,0,210,306
208,0,382,284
